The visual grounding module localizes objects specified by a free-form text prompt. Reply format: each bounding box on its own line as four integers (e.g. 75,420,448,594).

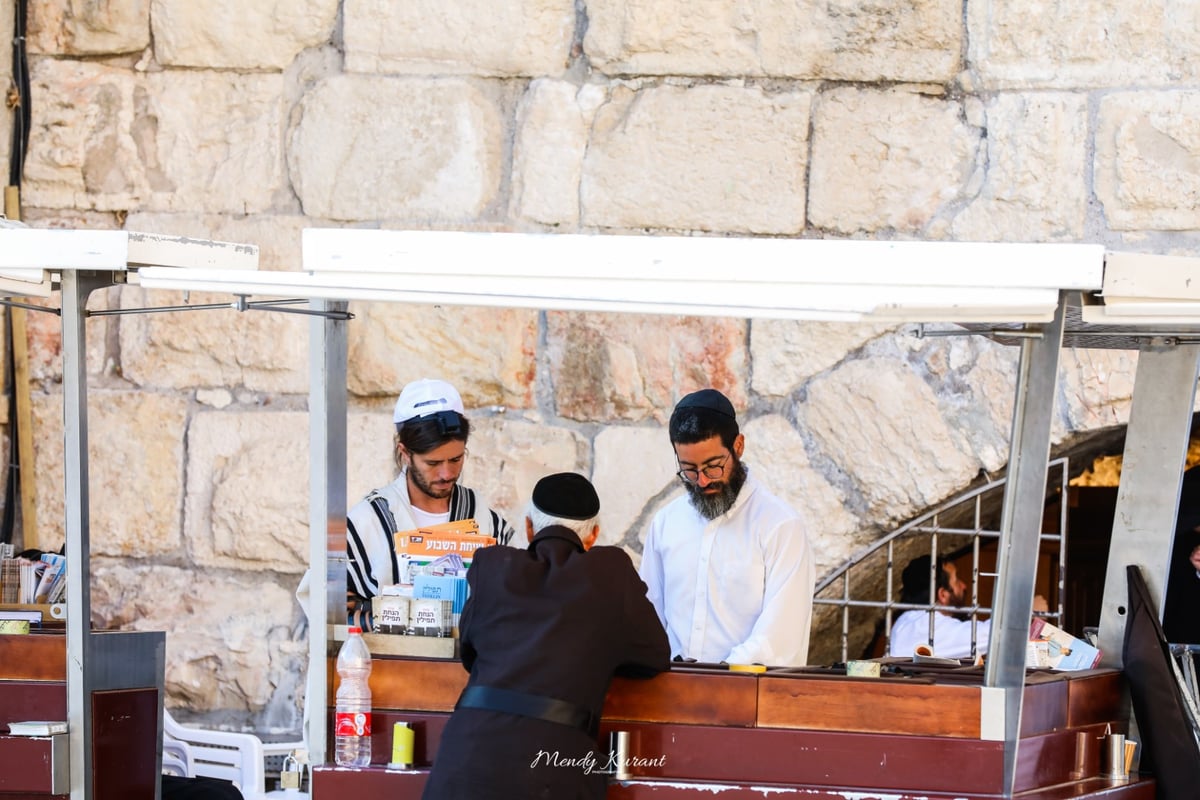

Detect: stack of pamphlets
393,519,495,584
34,554,66,604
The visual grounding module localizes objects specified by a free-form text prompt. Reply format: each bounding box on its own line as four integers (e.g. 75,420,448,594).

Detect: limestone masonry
2,0,1195,732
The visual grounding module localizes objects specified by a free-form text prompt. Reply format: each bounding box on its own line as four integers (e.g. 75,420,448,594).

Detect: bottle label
335,711,371,737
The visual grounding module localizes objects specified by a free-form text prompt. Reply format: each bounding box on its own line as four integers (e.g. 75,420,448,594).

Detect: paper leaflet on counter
1027,617,1102,670
393,518,494,585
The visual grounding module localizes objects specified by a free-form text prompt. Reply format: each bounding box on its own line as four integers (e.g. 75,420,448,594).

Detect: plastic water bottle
334,626,372,767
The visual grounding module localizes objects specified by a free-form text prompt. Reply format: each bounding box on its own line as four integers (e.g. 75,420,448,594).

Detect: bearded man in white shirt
639,388,816,667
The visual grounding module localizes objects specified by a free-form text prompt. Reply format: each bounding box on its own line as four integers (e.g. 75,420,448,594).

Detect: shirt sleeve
931,616,991,660
725,517,815,667
616,557,671,678
638,518,669,636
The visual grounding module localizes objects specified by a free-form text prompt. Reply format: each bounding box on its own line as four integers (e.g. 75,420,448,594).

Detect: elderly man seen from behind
422,472,670,800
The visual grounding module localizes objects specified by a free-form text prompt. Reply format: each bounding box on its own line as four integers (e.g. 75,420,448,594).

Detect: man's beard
947,585,970,621
409,467,455,501
684,458,747,520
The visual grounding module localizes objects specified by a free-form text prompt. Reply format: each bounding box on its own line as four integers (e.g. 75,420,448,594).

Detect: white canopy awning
6,228,1200,329
130,230,1111,323
0,228,259,297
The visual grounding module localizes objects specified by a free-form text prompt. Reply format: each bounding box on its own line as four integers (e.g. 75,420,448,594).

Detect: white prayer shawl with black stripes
347,474,516,602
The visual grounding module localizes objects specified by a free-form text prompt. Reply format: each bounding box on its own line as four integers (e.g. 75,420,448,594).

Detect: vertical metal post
62,271,106,800
1097,342,1200,666
984,293,1066,798
307,299,349,765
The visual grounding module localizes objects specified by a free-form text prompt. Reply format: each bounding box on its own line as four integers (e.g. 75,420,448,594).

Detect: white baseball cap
393,378,465,424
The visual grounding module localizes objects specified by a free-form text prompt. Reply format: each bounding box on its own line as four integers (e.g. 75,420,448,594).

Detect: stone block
511,79,605,226
743,414,859,576
28,0,150,55
950,93,1089,240
92,562,306,719
343,0,574,76
1095,92,1200,231
32,390,187,556
581,84,811,233
24,60,284,214
547,311,747,422
809,87,982,235
185,411,392,571
585,0,959,81
287,75,503,220
799,357,979,521
152,0,337,69
119,287,308,393
750,320,897,397
344,302,537,405
593,425,680,547
968,0,1200,89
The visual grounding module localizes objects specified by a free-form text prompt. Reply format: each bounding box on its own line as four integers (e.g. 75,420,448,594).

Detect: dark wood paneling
352,659,760,727
0,682,66,727
607,775,1155,800
0,635,65,681
598,721,1005,794
312,765,427,799
604,671,758,726
0,735,62,793
1016,725,1122,793
1022,677,1069,735
757,675,981,736
92,688,158,800
1067,671,1127,728
333,657,467,712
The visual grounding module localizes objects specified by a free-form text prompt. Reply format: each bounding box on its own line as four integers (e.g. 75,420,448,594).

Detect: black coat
421,526,670,800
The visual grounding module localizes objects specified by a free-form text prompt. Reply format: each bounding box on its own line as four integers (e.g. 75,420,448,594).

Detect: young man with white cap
640,388,816,667
346,378,516,629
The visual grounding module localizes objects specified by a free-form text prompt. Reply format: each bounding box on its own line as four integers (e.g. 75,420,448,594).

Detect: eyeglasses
676,455,729,484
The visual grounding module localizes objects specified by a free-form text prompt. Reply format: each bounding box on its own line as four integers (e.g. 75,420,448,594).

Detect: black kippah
532,472,600,520
674,388,736,420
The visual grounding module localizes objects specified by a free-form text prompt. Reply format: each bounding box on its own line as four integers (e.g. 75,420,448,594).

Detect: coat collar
527,525,586,553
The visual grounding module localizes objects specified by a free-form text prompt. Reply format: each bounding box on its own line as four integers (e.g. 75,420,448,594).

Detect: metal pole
985,292,1066,798
306,298,349,765
1097,342,1200,666
62,270,107,800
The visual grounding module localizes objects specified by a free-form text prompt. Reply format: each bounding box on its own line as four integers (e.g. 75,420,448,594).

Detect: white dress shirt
888,609,991,659
639,471,815,667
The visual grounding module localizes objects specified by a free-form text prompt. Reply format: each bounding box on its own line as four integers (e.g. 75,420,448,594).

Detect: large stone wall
3,0,1198,732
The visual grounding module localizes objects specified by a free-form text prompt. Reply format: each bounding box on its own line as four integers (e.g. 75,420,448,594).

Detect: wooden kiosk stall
135,232,1200,799
0,227,260,800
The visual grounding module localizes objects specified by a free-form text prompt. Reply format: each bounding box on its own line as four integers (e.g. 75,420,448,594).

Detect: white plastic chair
161,738,194,777
163,709,267,799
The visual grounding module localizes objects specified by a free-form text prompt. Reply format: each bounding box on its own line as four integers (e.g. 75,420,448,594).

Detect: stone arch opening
809,415,1200,666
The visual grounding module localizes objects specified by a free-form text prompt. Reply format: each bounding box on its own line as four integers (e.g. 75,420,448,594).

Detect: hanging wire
8,0,29,189
2,0,30,546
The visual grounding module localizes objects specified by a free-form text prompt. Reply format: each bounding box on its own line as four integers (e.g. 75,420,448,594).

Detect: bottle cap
347,626,362,634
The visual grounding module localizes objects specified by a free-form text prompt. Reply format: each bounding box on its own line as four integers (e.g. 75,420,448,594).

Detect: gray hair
525,501,598,543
